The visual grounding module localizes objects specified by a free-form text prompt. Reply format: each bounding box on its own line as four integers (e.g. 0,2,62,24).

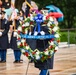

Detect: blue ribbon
20,33,55,39
33,13,43,33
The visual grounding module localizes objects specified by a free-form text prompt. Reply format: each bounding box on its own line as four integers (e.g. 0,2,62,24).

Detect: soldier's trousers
0,49,7,61
39,69,50,75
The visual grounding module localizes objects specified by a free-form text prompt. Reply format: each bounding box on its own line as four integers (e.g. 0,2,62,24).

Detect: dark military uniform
9,19,21,63
0,12,9,62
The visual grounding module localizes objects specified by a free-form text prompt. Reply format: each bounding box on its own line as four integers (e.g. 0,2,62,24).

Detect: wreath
17,10,60,62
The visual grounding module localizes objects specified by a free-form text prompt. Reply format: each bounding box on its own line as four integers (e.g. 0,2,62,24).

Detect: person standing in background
8,0,22,63
2,0,11,9
0,0,2,59
22,0,38,17
0,11,9,63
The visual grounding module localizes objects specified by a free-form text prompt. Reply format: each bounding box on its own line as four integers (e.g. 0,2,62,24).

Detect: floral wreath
17,10,60,62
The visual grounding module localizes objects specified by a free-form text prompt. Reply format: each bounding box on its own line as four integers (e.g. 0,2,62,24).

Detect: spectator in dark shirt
2,0,11,9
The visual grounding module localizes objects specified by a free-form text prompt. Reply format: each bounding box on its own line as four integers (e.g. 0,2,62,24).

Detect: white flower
35,55,40,60
45,51,49,55
40,31,45,35
13,31,18,37
26,46,30,50
53,26,59,32
36,51,39,55
48,28,52,31
47,21,52,27
17,41,21,46
29,32,32,35
22,24,26,27
17,26,22,31
17,35,21,39
21,39,25,43
25,29,28,34
34,31,38,36
49,17,54,21
55,34,59,38
30,14,34,21
50,41,54,45
21,49,25,53
43,16,46,20
55,46,59,50
51,50,54,54
25,18,29,21
25,22,29,26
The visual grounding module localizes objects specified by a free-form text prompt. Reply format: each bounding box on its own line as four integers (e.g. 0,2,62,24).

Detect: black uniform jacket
0,19,9,49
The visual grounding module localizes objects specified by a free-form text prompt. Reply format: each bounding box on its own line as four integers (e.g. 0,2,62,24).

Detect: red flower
49,40,52,42
54,50,57,52
24,42,26,46
50,26,53,28
32,52,36,55
20,43,23,47
57,40,60,43
25,52,29,57
18,31,21,34
28,14,30,17
46,16,49,20
52,30,54,34
51,38,54,41
43,22,47,24
30,21,33,25
22,26,25,29
18,37,20,40
50,46,53,49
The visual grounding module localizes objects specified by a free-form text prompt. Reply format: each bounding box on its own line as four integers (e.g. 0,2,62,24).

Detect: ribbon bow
34,13,43,33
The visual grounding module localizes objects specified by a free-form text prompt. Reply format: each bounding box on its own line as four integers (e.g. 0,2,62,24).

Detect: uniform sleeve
2,20,10,36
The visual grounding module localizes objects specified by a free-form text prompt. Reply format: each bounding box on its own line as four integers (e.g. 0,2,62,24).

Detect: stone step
59,42,68,45
59,44,76,48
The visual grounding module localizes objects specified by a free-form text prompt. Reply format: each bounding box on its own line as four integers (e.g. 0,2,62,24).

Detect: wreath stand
25,60,30,75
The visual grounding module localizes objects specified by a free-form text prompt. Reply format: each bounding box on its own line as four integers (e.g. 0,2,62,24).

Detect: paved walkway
0,46,76,75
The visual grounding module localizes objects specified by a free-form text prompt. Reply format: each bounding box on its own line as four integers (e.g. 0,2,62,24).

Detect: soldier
0,11,9,62
9,12,22,63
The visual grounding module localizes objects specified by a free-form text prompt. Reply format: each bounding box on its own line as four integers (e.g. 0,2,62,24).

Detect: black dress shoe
0,60,6,63
17,60,23,63
20,59,23,61
13,60,18,63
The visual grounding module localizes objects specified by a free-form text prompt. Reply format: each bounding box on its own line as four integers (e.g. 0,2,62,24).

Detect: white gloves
13,31,18,37
0,32,2,37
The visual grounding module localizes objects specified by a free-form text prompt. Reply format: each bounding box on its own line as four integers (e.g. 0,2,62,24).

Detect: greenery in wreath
17,10,60,62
